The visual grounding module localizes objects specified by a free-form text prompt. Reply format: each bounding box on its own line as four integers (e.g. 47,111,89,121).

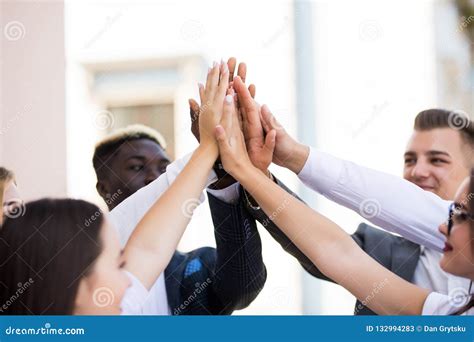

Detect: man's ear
96,181,109,201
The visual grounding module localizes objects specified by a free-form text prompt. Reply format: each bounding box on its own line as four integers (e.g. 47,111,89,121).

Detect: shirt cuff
207,182,240,204
297,146,344,196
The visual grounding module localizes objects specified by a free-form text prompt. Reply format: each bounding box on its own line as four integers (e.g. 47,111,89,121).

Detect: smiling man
404,110,471,200
242,107,473,315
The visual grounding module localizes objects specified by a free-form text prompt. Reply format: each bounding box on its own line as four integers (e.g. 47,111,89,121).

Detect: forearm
124,146,217,289
297,147,450,251
238,166,428,315
109,152,218,246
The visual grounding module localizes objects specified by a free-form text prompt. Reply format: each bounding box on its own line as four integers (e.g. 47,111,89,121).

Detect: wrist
286,143,310,174
195,143,218,164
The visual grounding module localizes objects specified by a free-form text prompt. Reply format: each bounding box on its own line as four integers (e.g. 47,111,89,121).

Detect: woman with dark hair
0,61,231,315
214,83,474,315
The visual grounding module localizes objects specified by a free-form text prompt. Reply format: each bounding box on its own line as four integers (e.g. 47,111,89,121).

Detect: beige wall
1,0,66,200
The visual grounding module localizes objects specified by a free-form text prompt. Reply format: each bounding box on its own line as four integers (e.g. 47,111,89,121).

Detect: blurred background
1,0,473,314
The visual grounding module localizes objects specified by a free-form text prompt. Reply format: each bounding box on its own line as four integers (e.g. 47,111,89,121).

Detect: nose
144,167,160,185
410,161,430,180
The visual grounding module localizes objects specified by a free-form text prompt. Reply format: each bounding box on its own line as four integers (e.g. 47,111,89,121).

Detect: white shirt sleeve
109,151,218,247
206,182,240,204
297,147,451,252
422,292,473,315
120,271,150,315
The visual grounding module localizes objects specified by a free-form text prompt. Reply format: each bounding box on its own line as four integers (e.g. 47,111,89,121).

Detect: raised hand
233,77,275,173
189,57,255,143
260,105,309,174
215,94,276,178
198,61,229,152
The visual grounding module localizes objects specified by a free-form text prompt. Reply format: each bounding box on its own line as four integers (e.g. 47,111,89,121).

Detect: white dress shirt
298,147,450,251
422,292,473,315
109,151,218,315
297,147,471,294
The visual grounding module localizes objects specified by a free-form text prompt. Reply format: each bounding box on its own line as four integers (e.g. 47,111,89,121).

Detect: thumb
215,125,230,152
264,129,276,153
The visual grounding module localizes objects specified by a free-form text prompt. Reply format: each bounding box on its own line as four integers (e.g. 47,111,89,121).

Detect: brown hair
414,109,474,166
0,198,104,314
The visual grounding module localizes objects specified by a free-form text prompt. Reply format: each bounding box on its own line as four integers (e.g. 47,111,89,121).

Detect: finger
248,84,256,99
205,61,220,99
217,62,230,101
263,129,277,154
237,63,247,83
227,57,236,83
198,83,205,104
215,125,231,154
261,104,281,131
260,108,271,133
220,94,234,132
234,76,259,128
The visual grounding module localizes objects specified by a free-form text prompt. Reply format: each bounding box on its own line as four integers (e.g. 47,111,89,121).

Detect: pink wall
1,0,67,200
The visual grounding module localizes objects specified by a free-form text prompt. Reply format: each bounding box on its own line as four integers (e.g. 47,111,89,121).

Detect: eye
129,165,143,172
430,158,447,165
404,158,415,165
119,260,126,269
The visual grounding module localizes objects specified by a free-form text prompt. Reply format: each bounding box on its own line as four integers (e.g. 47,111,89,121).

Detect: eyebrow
125,155,147,162
426,150,451,158
404,150,451,158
